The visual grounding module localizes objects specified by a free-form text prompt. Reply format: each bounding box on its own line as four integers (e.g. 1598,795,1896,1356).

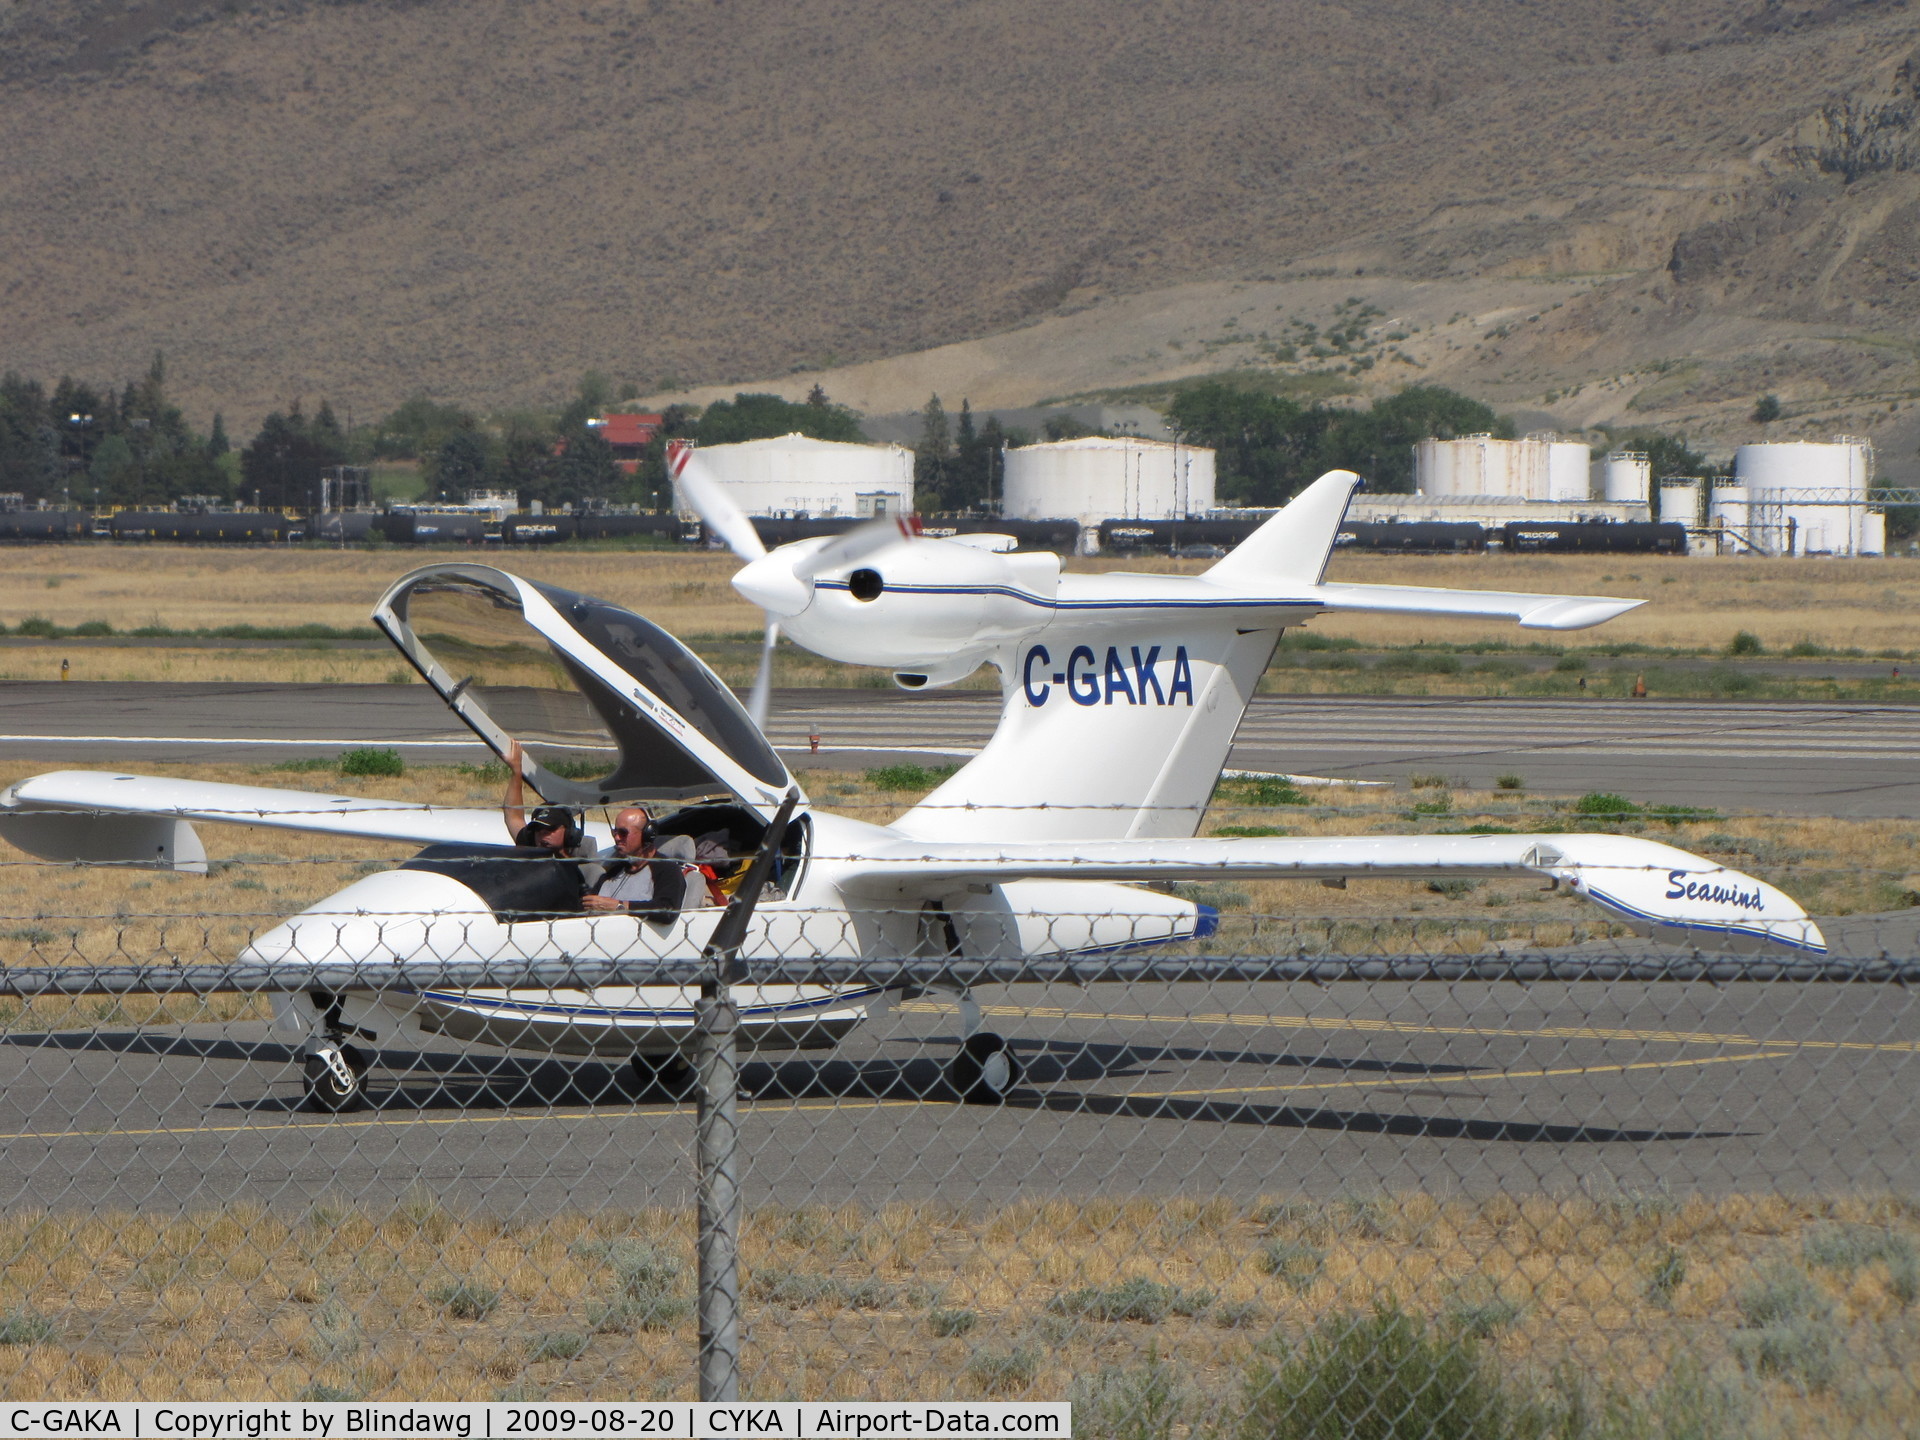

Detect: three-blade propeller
668,441,916,729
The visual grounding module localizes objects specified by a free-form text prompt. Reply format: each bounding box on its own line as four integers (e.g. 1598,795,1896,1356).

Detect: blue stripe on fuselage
814,579,1317,614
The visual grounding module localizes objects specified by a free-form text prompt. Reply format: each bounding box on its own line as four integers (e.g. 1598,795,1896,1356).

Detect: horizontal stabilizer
1308,582,1643,631
1205,470,1362,587
839,831,1824,956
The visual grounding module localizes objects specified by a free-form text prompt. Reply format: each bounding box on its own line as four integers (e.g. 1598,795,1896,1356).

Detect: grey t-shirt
597,861,657,907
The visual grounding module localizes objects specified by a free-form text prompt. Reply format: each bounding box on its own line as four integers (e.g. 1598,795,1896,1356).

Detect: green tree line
1,360,1728,518
0,354,233,507
1165,382,1513,504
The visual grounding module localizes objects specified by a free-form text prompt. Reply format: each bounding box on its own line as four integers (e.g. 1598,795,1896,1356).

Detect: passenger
583,806,687,921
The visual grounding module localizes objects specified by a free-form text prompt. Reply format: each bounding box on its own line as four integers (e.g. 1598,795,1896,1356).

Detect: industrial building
673,434,915,520
1001,437,1216,535
587,412,665,475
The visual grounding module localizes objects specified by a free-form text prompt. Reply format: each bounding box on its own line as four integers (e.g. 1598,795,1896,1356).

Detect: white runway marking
0,735,479,747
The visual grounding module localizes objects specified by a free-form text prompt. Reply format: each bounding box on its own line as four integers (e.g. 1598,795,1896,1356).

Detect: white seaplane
0,460,1824,1110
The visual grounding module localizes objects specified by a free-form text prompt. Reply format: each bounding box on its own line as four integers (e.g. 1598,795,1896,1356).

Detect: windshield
377,566,792,808
534,586,785,786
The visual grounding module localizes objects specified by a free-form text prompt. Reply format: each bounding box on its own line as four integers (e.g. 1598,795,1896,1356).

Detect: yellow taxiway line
899,1000,1916,1056
0,1097,934,1145
1117,1049,1795,1101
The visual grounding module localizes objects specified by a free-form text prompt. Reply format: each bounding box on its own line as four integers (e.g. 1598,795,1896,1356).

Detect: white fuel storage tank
1600,452,1651,505
1733,440,1874,556
1708,478,1748,527
1414,435,1591,500
672,434,915,519
1659,477,1703,528
1002,436,1216,523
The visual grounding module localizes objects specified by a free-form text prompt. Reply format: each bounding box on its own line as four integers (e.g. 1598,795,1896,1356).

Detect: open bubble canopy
374,564,796,812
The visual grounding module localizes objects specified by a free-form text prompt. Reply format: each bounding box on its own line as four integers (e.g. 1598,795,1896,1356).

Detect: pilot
584,807,687,920
517,804,586,855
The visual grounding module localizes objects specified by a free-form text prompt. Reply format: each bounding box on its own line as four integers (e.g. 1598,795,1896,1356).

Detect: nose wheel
303,1041,371,1113
950,1031,1022,1104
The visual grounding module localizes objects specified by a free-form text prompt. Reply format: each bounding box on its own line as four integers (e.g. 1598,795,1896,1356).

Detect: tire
630,1053,694,1093
950,1032,1022,1104
303,1042,369,1113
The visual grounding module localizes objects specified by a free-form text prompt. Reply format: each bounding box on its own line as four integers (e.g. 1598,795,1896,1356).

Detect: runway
4,682,1910,815
0,946,1913,1211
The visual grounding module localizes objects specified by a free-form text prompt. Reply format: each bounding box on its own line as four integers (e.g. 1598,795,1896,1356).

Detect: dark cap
517,805,583,851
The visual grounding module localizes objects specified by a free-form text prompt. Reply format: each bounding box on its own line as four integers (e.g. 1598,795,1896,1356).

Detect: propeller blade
667,441,766,562
747,619,778,730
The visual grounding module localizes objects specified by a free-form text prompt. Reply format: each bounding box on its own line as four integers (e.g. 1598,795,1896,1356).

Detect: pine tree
948,399,990,512
429,428,492,501
979,416,1006,513
915,394,951,512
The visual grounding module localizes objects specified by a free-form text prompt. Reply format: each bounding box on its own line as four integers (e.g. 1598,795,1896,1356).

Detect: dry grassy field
0,1190,1915,1430
0,548,1917,694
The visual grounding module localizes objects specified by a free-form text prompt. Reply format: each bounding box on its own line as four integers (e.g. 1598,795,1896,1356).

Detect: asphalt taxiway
0,935,1913,1212
2,683,1918,815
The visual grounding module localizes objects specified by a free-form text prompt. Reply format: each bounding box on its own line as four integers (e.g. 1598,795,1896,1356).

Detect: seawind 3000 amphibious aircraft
0,467,1825,1110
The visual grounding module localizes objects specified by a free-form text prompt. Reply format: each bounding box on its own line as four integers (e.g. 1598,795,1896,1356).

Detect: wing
0,770,509,873
838,831,1825,956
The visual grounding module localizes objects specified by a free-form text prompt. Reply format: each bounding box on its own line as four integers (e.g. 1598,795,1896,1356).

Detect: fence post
694,978,742,1401
691,786,799,1402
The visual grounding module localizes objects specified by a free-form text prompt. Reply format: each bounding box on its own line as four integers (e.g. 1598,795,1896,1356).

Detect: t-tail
891,471,1644,843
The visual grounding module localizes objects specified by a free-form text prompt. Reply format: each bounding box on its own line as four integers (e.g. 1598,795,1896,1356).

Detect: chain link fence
0,808,1915,1437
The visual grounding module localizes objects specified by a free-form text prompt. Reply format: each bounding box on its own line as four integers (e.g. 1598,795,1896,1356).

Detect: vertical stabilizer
1204,469,1361,589
891,471,1368,845
893,622,1283,845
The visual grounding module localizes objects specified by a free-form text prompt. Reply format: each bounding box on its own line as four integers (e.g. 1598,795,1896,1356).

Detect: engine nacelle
775,537,1059,670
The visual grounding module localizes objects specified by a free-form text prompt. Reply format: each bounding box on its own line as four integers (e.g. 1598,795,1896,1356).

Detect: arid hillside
3,0,1919,457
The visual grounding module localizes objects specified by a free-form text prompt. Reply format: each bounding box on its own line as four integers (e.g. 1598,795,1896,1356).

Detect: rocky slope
2,0,1917,474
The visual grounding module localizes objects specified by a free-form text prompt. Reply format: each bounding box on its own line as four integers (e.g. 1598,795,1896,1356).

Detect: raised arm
502,740,528,840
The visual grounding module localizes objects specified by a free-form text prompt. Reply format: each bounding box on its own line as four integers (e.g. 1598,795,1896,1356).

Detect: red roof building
589,413,666,474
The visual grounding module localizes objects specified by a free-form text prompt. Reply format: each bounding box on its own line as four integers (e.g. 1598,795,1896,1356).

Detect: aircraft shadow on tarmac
0,1029,1740,1144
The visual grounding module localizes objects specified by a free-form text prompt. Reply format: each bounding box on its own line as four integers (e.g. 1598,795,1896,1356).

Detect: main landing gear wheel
303,1042,370,1113
630,1053,695,1093
951,1032,1022,1105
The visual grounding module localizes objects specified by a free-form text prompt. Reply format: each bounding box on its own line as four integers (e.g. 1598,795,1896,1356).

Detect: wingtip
1517,596,1646,631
